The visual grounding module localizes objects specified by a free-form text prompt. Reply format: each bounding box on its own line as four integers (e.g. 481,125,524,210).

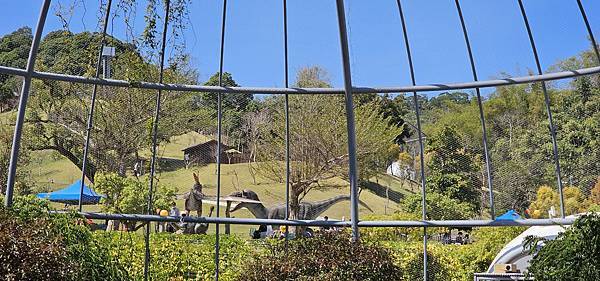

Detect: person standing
166,202,180,233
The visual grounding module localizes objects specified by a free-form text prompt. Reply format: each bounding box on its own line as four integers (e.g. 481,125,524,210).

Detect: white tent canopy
487,214,581,273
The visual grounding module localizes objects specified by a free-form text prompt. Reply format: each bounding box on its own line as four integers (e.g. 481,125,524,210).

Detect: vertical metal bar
283,0,291,241
144,1,171,280
335,0,360,242
215,0,228,279
395,1,427,279
453,0,495,218
5,0,52,207
78,0,114,212
517,0,565,218
575,0,600,64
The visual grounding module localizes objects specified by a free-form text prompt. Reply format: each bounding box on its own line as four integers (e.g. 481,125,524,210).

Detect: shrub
0,207,77,280
379,226,525,281
94,173,177,230
384,241,455,281
361,212,423,241
529,185,589,218
525,213,600,281
238,233,403,281
0,196,127,280
402,192,476,220
95,232,253,280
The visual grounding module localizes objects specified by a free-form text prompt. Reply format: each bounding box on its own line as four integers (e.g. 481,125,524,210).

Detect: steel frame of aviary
2,0,599,280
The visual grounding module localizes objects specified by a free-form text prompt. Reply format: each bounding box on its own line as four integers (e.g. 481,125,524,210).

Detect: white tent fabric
487,214,580,273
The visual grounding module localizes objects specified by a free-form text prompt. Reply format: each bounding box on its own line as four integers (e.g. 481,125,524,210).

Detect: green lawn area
152,131,212,160
24,131,415,235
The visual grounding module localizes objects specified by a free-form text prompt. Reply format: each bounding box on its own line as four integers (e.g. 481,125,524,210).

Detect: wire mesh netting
1,0,600,280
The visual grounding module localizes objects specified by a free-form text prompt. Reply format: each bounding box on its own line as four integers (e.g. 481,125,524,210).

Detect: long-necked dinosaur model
228,190,373,220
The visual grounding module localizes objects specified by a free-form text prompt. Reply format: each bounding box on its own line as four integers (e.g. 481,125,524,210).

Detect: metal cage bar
395,0,428,279
78,0,114,212
576,0,600,64
4,0,52,207
1,2,598,279
215,0,228,279
283,0,291,241
70,211,577,228
453,0,496,218
335,0,360,242
0,64,598,95
143,1,171,280
517,0,565,218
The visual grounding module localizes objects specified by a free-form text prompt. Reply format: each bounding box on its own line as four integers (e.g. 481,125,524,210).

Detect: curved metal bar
215,0,228,279
517,0,565,218
576,0,600,64
1,64,599,94
395,1,427,279
454,0,495,218
78,0,114,212
335,0,360,242
5,0,52,207
283,0,291,241
144,1,171,280
72,211,577,228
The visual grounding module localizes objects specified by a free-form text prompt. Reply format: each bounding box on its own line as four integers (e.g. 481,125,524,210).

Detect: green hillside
23,131,415,235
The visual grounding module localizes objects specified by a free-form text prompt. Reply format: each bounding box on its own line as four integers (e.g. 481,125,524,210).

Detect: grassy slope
24,131,414,235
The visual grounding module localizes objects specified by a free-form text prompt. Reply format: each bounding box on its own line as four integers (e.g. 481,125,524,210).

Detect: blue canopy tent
37,180,104,205
495,209,522,220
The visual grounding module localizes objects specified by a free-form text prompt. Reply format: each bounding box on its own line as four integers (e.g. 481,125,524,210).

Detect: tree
193,72,250,111
525,213,600,281
528,185,589,218
426,125,481,210
528,185,559,218
191,72,255,148
93,173,176,230
551,76,600,191
378,94,412,144
402,191,476,220
590,177,600,205
0,116,32,195
20,30,196,181
251,66,403,228
427,91,470,110
0,27,31,112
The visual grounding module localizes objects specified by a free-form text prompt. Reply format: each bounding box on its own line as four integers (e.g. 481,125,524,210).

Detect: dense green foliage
382,226,525,281
525,213,600,281
93,173,177,229
0,27,31,112
252,66,403,224
402,191,476,220
25,30,199,181
239,233,403,281
95,232,252,280
0,197,127,280
0,196,528,281
426,125,481,210
0,114,32,195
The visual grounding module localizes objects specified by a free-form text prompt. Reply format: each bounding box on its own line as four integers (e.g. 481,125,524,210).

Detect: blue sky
0,0,598,92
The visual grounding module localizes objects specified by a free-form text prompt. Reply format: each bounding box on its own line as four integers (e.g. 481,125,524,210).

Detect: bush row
94,232,254,280
4,197,571,280
0,197,127,280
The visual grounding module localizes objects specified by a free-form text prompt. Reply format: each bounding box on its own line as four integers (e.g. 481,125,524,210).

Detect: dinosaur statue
228,190,373,220
176,206,215,235
183,173,204,217
192,205,214,234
